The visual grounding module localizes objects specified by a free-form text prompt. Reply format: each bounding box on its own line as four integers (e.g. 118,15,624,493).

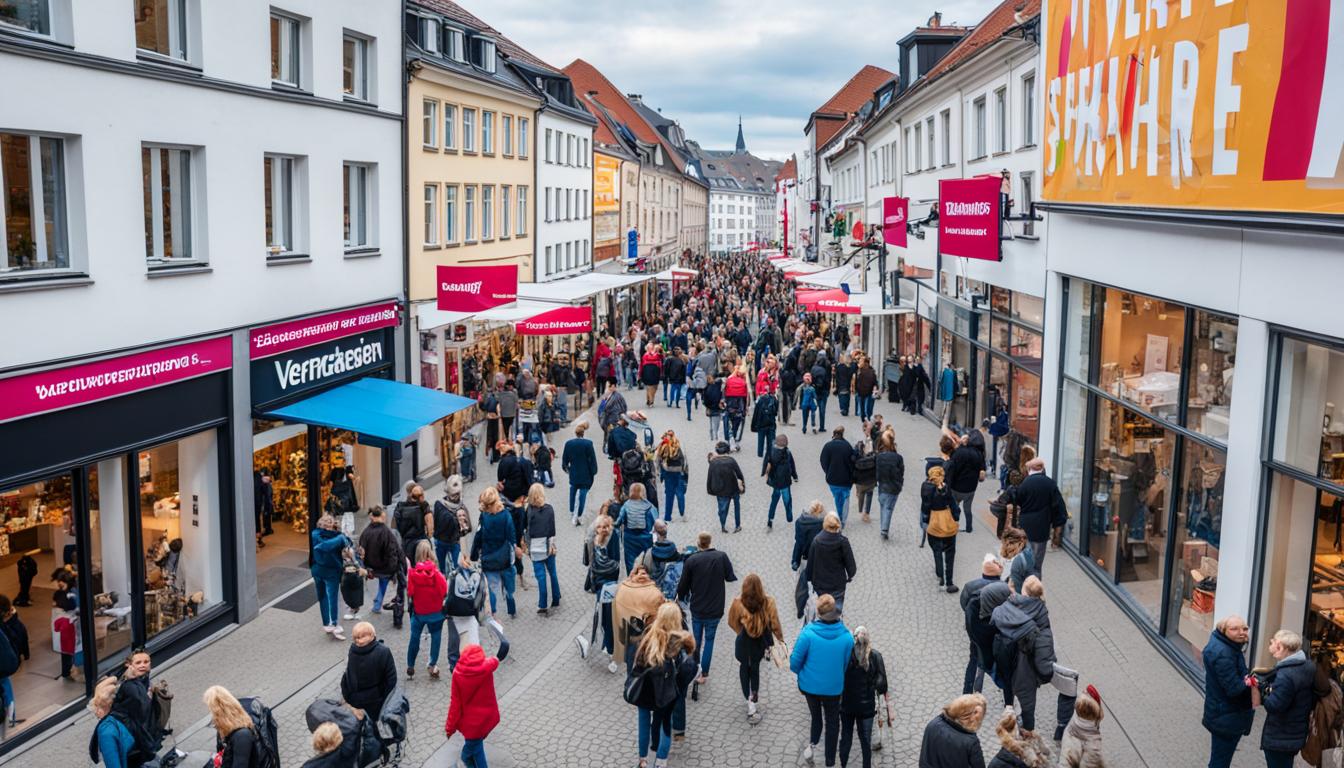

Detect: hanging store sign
0,336,233,423
437,265,517,312
250,328,394,406
882,196,909,248
938,177,1002,262
1042,0,1344,214
249,302,399,360
515,305,593,336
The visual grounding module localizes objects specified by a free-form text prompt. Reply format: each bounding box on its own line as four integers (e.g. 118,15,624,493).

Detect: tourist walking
579,515,622,669
357,506,402,615
1202,615,1254,768
444,643,503,768
522,484,561,615
839,626,888,768
853,355,878,422
470,488,518,618
852,441,876,524
615,483,658,574
875,433,904,540
833,353,855,417
627,603,697,768
613,564,665,670
990,577,1056,736
792,501,825,574
807,513,857,612
799,373,819,434
1005,458,1068,578
406,541,448,678
944,428,986,533
561,421,599,525
960,556,1004,695
706,441,745,533
656,431,689,522
703,373,726,442
751,388,780,458
727,573,784,722
921,466,961,593
204,686,262,768
641,344,663,407
820,427,856,526
724,365,750,450
677,532,738,690
311,514,352,640
918,693,987,767
762,434,799,528
791,594,853,767
341,621,397,718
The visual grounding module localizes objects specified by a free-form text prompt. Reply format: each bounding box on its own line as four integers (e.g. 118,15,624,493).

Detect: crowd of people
75,249,1339,768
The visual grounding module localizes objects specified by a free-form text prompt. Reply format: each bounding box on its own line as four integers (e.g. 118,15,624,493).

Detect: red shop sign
249,301,399,360
0,336,233,423
437,265,517,312
516,305,593,336
938,177,1002,262
882,196,908,248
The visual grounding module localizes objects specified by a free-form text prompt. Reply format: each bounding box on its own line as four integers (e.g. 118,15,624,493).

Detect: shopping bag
1051,663,1080,697
769,642,789,669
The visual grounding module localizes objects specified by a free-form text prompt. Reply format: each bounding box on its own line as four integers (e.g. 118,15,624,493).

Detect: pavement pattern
4,390,1272,768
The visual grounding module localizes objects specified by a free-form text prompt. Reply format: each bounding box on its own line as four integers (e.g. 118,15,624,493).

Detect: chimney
928,11,942,27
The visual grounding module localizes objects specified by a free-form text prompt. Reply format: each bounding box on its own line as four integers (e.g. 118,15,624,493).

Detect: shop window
2,132,69,273
263,153,302,258
0,0,51,35
1013,292,1044,328
1256,471,1335,668
1057,380,1089,546
419,331,439,389
1010,325,1043,367
1097,287,1185,425
1271,338,1344,482
88,458,134,672
135,0,190,62
990,285,1012,316
1166,442,1225,664
1063,279,1094,381
990,317,1011,355
1086,398,1175,627
1185,310,1237,442
142,144,196,266
1011,367,1041,444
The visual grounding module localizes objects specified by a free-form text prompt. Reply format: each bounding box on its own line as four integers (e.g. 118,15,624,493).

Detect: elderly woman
311,513,353,639
918,693,988,767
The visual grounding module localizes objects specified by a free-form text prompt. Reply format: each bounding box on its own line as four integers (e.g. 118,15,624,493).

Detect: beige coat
611,572,664,664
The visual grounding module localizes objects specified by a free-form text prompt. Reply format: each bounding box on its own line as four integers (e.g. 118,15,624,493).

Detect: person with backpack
637,521,683,600
706,441,745,533
727,573,784,722
874,432,905,541
562,421,600,526
522,484,561,616
833,353,856,418
810,351,833,433
445,643,504,768
839,626,888,768
599,380,629,442
664,348,687,408
959,556,1004,695
655,431,689,522
702,373,726,442
990,577,1055,737
530,436,554,488
432,478,469,576
312,514,353,640
762,434,799,529
613,564,665,671
392,485,433,565
922,465,960,594
852,440,877,525
791,593,854,768
685,343,706,421
676,531,738,692
626,603,697,768
615,483,657,574
579,516,623,670
204,686,262,768
341,622,397,719
779,351,801,427
751,389,780,459
470,487,519,619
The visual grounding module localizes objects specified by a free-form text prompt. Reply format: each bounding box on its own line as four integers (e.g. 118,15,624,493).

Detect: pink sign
516,305,593,336
0,336,233,423
798,288,858,314
882,196,909,248
437,265,518,312
249,302,399,360
938,177,1002,262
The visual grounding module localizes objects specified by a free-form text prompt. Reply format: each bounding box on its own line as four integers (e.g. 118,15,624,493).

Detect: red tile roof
815,64,895,117
581,96,622,147
413,0,557,72
562,58,686,173
814,116,851,149
914,0,1039,91
775,156,797,184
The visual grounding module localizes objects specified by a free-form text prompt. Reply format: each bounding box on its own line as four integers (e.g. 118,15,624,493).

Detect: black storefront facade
0,335,239,748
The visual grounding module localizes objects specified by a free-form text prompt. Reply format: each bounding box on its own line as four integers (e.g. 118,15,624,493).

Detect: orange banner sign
595,154,621,213
1042,0,1344,215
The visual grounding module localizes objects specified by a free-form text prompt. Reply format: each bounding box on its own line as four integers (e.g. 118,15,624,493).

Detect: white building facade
537,107,596,281
0,0,403,746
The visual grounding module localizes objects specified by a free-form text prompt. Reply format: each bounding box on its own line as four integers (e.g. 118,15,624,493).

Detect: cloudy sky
465,0,1002,161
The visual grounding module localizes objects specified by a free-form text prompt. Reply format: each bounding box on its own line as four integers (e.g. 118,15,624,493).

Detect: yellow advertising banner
595,154,621,213
1042,0,1344,214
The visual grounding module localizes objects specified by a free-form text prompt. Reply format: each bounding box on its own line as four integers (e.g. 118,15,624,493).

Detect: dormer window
470,36,496,73
444,26,465,62
418,16,440,54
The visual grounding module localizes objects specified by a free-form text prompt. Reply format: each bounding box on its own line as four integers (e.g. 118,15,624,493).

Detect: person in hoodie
839,626,888,768
521,484,560,616
808,514,857,613
406,541,448,678
444,643,503,768
751,388,780,459
918,693,987,768
960,556,1005,695
433,477,468,576
1202,615,1254,768
987,706,1050,768
702,373,726,442
664,348,687,408
613,564,665,670
636,520,682,593
793,500,826,575
357,506,402,615
1057,688,1107,768
706,441,745,533
790,594,854,768
470,487,519,618
875,432,905,540
562,421,600,526
762,434,799,529
341,621,397,718
1255,629,1317,768
615,483,658,574
311,513,353,640
990,576,1056,736
640,343,663,407
820,427,857,526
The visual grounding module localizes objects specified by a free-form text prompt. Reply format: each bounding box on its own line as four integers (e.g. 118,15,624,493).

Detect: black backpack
588,541,621,587
237,697,280,768
621,448,646,478
394,502,425,541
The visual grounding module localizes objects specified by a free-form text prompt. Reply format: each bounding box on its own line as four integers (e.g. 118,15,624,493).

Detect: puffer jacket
444,644,500,740
1058,713,1107,767
1260,651,1317,753
469,510,517,573
918,713,984,768
1201,629,1253,737
790,618,854,696
406,561,447,616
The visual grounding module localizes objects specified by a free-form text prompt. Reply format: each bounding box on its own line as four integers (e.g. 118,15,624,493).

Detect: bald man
1005,458,1067,577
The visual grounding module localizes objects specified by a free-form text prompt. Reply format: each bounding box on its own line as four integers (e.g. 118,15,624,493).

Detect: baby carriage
305,686,410,767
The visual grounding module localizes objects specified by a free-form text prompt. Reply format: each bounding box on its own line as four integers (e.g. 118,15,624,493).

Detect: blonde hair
636,603,693,668
1075,694,1104,722
574,421,589,437
90,676,119,717
823,513,841,532
317,513,337,530
1023,575,1045,598
927,465,945,483
944,693,988,731
657,433,682,462
415,539,434,564
479,487,503,514
312,721,343,755
807,500,825,518
628,482,646,501
203,685,254,737
527,483,547,507
593,515,613,545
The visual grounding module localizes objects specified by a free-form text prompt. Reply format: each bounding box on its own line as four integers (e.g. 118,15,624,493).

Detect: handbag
926,508,958,538
1051,663,1080,697
769,642,789,669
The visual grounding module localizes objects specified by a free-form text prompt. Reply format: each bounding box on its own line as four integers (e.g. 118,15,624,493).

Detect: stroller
305,686,410,767
613,418,657,503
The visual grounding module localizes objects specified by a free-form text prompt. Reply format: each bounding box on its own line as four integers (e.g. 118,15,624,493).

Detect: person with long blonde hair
91,676,134,768
204,685,260,767
655,431,688,522
469,486,519,618
727,573,784,720
630,603,696,768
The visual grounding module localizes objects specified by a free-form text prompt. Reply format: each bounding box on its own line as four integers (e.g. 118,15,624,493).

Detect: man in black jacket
1006,458,1069,577
944,432,986,533
762,434,798,528
706,442,745,532
605,415,638,461
341,622,397,717
819,427,856,526
357,506,403,614
810,352,832,432
959,557,1003,695
676,531,737,686
875,443,905,540
807,514,857,612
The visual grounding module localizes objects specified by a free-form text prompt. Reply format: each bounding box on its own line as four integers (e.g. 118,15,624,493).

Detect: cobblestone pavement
7,392,1271,768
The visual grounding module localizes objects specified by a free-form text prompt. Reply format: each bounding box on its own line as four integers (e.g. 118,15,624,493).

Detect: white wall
537,111,594,281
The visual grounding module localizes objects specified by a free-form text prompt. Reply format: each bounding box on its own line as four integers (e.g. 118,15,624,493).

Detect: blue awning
263,378,477,445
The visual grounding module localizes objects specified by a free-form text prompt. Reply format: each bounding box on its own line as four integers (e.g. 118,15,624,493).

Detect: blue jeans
709,411,723,441
637,706,673,760
435,539,461,576
685,388,700,419
815,395,828,430
1208,732,1240,768
857,394,874,421
717,495,741,529
769,487,793,523
757,427,776,457
663,379,671,402
662,473,687,520
532,555,560,609
568,484,590,520
1263,749,1294,768
1,677,12,708
668,382,684,406
837,392,850,416
373,577,390,611
878,491,899,535
461,737,488,767
485,568,516,616
407,612,443,668
692,617,720,676
313,576,340,626
829,484,852,526
801,406,816,431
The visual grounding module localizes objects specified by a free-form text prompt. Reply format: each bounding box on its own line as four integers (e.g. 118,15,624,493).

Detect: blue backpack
657,558,684,601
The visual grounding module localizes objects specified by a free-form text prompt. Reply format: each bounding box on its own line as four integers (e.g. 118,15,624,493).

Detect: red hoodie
405,561,447,617
724,373,749,398
444,644,500,740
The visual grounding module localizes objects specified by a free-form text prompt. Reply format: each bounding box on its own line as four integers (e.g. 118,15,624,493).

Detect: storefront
1053,278,1237,669
0,337,236,743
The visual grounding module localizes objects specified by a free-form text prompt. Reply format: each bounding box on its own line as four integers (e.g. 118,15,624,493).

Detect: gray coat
693,350,716,389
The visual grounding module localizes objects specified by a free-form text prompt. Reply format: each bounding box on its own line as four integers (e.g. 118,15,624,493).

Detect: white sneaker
746,699,757,717
575,635,590,659
322,625,335,634
343,612,358,620
331,626,346,640
802,743,814,764
607,660,620,674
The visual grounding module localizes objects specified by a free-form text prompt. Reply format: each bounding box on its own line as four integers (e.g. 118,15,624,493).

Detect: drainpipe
856,135,869,293
400,27,411,387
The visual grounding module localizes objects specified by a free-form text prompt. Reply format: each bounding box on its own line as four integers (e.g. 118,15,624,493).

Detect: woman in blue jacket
470,487,519,618
1202,615,1253,768
1256,629,1318,768
311,514,352,640
790,594,854,768
613,483,657,574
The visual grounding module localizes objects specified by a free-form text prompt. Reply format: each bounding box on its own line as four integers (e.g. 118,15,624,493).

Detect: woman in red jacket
723,365,751,452
640,345,664,407
405,541,448,679
445,643,501,768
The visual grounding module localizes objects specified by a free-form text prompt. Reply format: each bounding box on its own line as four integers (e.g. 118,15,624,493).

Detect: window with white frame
462,108,476,152
135,0,191,61
926,117,935,170
516,186,526,235
0,0,52,35
472,37,496,73
913,123,922,171
141,144,195,265
342,33,370,101
422,184,437,245
342,162,371,249
481,185,493,239
263,154,301,257
502,115,513,156
1022,74,1036,146
463,185,475,241
973,96,987,158
545,245,552,275
417,15,439,54
443,104,456,150
481,110,494,154
940,110,951,165
422,99,437,148
545,128,552,163
501,185,510,237
444,184,457,243
567,135,575,166
444,26,464,62
518,118,528,158
565,241,572,269
994,87,1007,152
269,11,302,88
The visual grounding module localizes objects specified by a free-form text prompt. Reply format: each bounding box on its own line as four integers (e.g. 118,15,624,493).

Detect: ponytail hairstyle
852,625,873,670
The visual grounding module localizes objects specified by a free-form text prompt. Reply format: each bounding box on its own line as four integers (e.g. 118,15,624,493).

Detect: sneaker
733,526,742,533
607,660,620,674
880,531,889,540
343,612,357,620
429,665,440,679
406,667,415,678
946,583,960,594
767,521,773,531
802,743,815,764
746,699,757,717
371,607,382,614
575,635,590,659
331,627,346,640
322,625,335,634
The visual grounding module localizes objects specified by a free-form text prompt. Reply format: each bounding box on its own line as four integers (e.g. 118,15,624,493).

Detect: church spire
735,115,746,154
